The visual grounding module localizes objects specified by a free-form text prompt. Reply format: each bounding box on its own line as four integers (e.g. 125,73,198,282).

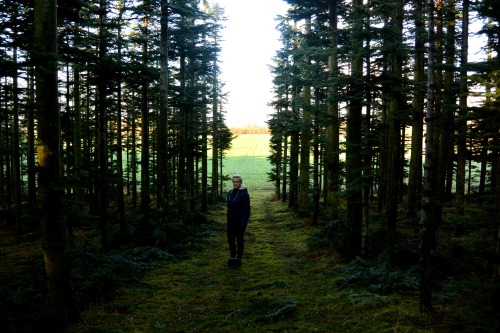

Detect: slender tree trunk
494,152,500,300
0,95,6,213
73,64,85,226
140,4,151,219
202,101,208,212
346,0,364,257
439,0,457,204
115,6,126,231
34,0,79,325
325,0,340,221
158,0,170,211
282,129,288,202
12,46,22,233
187,55,196,213
289,86,300,210
211,52,219,202
273,106,283,199
3,81,13,218
420,0,437,312
362,28,372,254
27,68,36,208
97,0,109,247
312,90,320,225
432,0,444,227
385,0,403,235
479,138,488,195
130,110,137,205
407,0,425,219
298,17,312,218
377,86,388,213
456,0,469,216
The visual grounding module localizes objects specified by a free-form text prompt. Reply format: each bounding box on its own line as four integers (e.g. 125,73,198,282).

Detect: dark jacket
227,185,251,226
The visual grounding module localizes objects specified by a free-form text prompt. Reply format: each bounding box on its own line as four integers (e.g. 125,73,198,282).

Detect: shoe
227,258,237,267
234,258,241,268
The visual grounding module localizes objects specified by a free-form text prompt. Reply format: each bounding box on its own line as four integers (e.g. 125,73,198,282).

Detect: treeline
0,0,234,329
265,0,499,313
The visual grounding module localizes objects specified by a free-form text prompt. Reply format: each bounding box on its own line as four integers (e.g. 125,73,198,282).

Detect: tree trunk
312,90,320,225
385,0,403,235
27,68,36,209
289,86,300,210
211,53,219,202
131,112,138,207
34,0,79,326
297,17,312,218
282,130,288,202
140,3,151,219
455,0,468,216
97,0,109,247
202,102,208,212
432,0,444,227
116,9,126,231
420,0,437,312
12,45,22,233
325,0,340,221
158,0,170,212
362,27,372,255
407,0,425,219
346,0,364,257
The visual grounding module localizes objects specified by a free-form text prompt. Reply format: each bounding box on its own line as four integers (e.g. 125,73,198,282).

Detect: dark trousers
227,221,247,259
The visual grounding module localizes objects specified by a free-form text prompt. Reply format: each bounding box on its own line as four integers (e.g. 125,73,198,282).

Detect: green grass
226,134,272,157
219,134,274,190
222,156,273,190
64,134,497,333
67,189,444,333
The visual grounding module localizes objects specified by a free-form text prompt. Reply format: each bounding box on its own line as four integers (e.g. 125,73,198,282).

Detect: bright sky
211,0,289,128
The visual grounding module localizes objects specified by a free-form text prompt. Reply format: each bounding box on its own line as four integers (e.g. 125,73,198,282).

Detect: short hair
232,174,243,182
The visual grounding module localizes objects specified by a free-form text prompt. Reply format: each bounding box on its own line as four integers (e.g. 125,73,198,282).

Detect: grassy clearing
218,134,274,190
222,156,273,190
68,189,440,333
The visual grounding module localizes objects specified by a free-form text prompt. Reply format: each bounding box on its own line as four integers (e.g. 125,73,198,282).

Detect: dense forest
266,0,500,323
0,0,499,331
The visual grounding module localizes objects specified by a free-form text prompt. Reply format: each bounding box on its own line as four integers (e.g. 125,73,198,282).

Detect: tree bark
140,1,151,219
325,0,340,221
158,0,170,211
34,0,79,326
97,0,109,247
297,17,312,218
406,0,425,219
455,0,468,216
346,0,364,257
420,0,437,312
385,0,403,234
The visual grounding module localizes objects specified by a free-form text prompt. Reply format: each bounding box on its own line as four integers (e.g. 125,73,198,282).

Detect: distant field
217,134,274,190
226,134,271,157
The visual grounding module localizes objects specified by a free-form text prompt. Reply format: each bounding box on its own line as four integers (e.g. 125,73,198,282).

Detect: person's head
231,174,243,189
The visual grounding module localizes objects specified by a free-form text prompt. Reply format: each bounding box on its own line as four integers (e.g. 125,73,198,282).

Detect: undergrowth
1,189,498,332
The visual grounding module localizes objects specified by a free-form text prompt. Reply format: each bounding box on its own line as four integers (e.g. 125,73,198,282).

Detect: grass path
70,189,431,333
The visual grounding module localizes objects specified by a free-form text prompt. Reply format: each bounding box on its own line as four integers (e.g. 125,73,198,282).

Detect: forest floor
64,188,469,333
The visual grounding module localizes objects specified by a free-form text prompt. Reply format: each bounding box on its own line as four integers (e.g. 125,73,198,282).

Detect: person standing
226,174,251,268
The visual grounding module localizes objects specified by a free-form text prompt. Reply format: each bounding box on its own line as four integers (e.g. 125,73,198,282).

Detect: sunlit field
219,134,274,190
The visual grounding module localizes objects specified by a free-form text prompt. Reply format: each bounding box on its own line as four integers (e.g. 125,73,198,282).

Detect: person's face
232,178,242,189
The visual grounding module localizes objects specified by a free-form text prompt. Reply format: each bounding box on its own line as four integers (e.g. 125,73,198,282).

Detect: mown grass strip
69,189,440,333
